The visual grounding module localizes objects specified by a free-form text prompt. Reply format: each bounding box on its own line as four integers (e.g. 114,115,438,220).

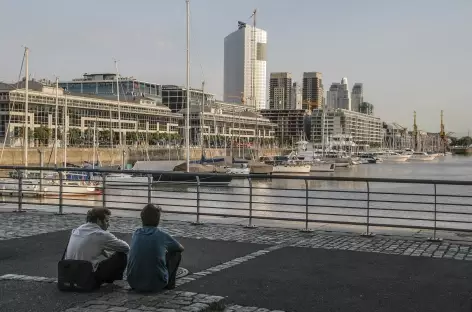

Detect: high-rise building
326,77,351,110
291,82,302,109
351,83,363,112
326,83,340,109
269,72,292,109
224,21,267,110
302,72,323,110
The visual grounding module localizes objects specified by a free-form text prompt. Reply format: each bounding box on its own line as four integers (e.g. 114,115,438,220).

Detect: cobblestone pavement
1,211,472,261
3,211,470,312
64,291,226,312
223,306,285,312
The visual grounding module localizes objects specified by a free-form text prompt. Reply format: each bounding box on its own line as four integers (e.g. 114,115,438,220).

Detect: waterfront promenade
1,210,472,312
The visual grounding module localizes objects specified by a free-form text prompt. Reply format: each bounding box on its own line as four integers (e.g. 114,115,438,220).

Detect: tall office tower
326,83,340,109
224,21,267,110
269,72,292,109
326,77,351,110
302,72,323,110
351,83,363,112
291,82,303,109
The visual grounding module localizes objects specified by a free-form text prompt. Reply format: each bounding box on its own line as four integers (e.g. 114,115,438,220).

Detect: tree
457,136,472,146
33,126,51,146
127,132,139,145
98,130,111,147
68,128,82,146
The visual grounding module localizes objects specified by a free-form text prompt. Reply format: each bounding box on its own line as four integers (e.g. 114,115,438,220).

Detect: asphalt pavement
181,246,472,312
0,229,267,312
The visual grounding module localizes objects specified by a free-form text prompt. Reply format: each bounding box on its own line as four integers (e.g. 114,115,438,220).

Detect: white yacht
92,172,149,186
225,163,250,175
382,152,410,162
272,163,311,174
310,163,336,172
43,172,102,196
408,152,436,161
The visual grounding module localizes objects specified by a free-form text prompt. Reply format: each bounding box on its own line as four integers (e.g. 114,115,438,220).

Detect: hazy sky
1,0,471,135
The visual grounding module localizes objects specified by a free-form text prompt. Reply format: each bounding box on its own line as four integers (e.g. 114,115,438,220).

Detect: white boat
43,181,101,197
408,152,436,161
272,164,311,174
0,178,40,196
41,172,102,196
382,153,410,162
310,163,336,172
226,164,250,175
92,173,149,186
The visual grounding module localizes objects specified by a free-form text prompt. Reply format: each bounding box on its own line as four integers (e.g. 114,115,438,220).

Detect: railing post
147,174,152,204
192,175,203,225
17,169,23,213
58,171,64,215
301,179,312,232
428,183,442,242
102,175,107,208
361,181,375,237
245,177,256,228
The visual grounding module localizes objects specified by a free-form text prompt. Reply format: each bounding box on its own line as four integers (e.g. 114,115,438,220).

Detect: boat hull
408,156,436,161
152,173,232,185
452,147,472,155
382,156,410,162
272,165,311,174
310,163,336,172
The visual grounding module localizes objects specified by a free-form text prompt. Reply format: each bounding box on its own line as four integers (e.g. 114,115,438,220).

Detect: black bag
57,245,97,292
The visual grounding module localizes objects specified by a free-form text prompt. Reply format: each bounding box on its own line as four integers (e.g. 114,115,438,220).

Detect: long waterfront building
0,80,275,147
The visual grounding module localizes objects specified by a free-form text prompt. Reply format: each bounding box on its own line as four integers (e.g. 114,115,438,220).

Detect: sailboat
0,47,41,196
153,1,232,185
90,61,148,186
43,80,101,196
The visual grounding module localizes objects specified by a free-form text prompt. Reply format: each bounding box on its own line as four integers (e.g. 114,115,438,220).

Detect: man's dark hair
141,204,161,227
86,208,111,223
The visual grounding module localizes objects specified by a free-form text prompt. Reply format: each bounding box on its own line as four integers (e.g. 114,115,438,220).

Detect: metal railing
1,165,472,240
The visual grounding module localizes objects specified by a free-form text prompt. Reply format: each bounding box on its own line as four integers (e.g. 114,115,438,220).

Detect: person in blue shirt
127,204,184,292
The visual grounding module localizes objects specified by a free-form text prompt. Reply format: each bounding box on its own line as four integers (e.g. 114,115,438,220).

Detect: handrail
2,165,472,240
1,164,472,185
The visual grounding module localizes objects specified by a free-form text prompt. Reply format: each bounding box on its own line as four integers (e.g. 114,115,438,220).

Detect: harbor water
3,155,472,233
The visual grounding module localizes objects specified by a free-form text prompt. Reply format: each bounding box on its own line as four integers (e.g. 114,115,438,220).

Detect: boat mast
114,59,123,168
63,94,68,167
200,81,205,159
54,76,59,166
92,122,96,169
321,109,325,158
185,0,190,172
24,47,29,167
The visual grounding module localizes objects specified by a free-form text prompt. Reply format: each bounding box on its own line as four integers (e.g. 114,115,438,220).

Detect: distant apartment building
302,72,323,110
311,108,382,146
326,77,351,110
224,21,267,110
291,82,302,109
351,83,363,112
269,72,292,109
260,109,309,145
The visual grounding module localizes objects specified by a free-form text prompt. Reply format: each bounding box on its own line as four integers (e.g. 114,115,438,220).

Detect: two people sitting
62,204,184,292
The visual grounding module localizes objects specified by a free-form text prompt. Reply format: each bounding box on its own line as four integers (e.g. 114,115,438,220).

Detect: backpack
57,245,97,292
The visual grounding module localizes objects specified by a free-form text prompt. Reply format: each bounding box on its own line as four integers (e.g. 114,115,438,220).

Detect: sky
1,0,471,135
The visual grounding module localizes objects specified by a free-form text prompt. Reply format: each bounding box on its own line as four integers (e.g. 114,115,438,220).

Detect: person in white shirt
65,207,129,286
